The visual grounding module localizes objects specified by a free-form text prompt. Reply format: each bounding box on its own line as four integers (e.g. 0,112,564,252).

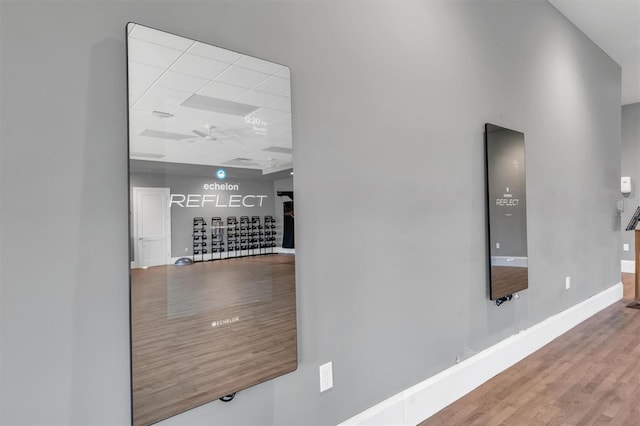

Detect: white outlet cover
624,244,630,251
319,362,333,392
565,276,571,290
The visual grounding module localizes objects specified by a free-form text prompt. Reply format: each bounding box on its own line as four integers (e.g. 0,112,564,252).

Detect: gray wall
0,1,621,425
621,102,640,262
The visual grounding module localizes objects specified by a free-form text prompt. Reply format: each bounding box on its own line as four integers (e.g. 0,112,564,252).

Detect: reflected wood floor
131,254,296,426
491,266,528,300
421,274,640,425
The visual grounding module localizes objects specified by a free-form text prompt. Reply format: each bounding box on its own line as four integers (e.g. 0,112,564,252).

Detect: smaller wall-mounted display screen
485,123,528,300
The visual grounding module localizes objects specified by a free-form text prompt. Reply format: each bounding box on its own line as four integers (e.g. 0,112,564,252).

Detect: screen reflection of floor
490,265,528,299
131,254,297,426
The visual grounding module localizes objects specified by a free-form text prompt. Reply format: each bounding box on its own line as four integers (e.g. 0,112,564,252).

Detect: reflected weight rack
192,217,207,262
250,216,261,255
191,215,278,262
226,216,239,258
240,216,250,256
210,217,225,260
263,215,276,254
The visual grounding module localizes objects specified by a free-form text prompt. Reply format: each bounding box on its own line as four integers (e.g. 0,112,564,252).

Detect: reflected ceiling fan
183,124,240,143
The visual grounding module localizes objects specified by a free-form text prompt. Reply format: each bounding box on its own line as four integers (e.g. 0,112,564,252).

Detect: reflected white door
133,187,171,268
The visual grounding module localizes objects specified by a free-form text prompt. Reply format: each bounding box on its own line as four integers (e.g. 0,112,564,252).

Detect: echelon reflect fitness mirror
127,23,297,426
484,123,528,301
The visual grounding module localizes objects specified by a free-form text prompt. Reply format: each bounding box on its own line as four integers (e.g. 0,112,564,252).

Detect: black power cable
219,393,236,402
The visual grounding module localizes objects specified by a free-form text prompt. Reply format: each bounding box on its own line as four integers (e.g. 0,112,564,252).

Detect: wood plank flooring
420,274,640,425
131,254,296,426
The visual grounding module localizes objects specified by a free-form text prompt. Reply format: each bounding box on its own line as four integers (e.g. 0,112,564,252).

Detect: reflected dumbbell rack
263,215,276,254
250,216,261,256
210,217,225,261
239,216,250,256
192,217,207,262
226,216,239,258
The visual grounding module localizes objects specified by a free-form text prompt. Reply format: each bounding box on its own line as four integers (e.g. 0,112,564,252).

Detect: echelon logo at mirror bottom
211,316,240,328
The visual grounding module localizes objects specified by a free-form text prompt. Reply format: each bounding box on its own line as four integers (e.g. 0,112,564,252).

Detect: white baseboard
169,248,290,264
339,282,623,426
622,260,635,273
275,247,295,254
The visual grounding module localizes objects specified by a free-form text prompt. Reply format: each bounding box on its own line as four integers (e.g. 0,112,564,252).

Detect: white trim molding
339,282,623,426
621,260,635,273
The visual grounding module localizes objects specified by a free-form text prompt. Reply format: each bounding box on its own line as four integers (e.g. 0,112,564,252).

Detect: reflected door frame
132,187,171,268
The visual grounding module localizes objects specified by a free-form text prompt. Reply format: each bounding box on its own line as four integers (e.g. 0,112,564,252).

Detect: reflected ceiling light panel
262,146,293,154
140,129,193,140
182,94,260,116
151,110,174,118
224,157,260,166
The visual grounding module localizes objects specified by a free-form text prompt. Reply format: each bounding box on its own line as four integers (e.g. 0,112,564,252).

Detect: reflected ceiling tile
215,65,270,88
267,97,291,113
129,136,168,154
133,95,184,113
234,90,281,108
170,53,229,80
127,38,183,70
250,108,288,123
128,80,150,99
198,81,247,100
276,67,290,79
188,42,243,64
129,25,194,51
129,109,161,131
235,56,287,76
155,71,209,93
276,114,292,124
144,86,193,104
128,62,165,87
255,76,291,97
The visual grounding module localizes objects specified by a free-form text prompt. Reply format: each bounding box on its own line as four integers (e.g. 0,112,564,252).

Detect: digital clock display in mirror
126,23,297,426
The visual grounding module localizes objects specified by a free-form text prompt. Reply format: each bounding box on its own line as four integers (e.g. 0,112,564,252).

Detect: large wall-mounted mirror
126,23,297,426
485,123,528,300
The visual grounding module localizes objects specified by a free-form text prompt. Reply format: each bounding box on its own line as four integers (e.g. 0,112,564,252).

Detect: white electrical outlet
185,247,189,252
565,276,571,290
319,362,333,392
496,242,500,249
624,244,630,252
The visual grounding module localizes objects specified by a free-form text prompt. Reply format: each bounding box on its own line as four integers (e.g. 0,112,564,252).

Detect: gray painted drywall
0,1,621,425
130,171,277,258
621,103,640,262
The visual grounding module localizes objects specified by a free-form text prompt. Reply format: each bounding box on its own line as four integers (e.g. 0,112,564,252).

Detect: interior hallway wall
0,1,621,425
621,102,640,262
